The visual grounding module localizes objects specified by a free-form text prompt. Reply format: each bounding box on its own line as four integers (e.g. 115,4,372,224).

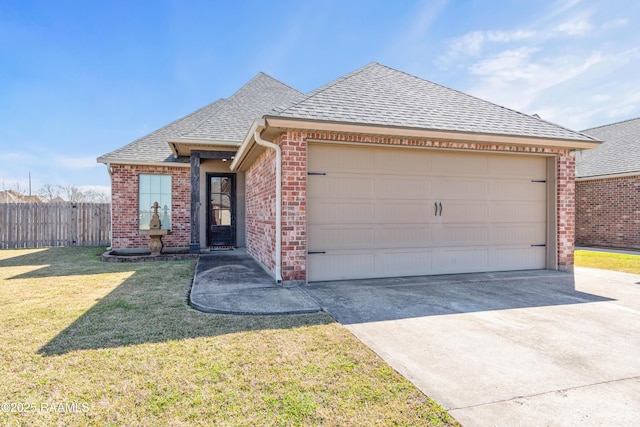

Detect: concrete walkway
190,250,320,315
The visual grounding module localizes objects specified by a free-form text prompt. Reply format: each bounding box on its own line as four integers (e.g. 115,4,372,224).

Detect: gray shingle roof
577,117,640,178
272,63,596,142
181,73,303,140
98,73,303,164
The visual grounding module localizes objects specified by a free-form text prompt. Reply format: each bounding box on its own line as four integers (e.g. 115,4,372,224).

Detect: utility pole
29,172,32,196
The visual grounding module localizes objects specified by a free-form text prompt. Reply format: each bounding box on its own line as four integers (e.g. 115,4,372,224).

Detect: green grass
575,249,640,274
0,247,458,426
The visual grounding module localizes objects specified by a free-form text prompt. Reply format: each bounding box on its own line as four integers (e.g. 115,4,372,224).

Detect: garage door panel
489,155,546,178
436,248,489,274
377,202,431,223
491,203,546,223
308,252,375,282
491,224,546,245
377,250,434,276
433,225,489,245
438,202,490,223
308,144,375,172
376,148,433,174
491,247,546,271
432,152,488,177
308,175,374,198
489,181,546,200
309,226,375,251
308,201,375,224
377,226,432,248
375,176,432,199
433,179,488,200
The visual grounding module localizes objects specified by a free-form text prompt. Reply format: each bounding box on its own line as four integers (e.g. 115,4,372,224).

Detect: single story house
98,63,599,284
0,190,47,203
576,117,640,250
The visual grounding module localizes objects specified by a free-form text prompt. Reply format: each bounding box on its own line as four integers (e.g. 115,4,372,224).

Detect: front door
207,174,235,246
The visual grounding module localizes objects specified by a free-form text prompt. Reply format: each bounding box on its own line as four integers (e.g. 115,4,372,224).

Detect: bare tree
81,189,110,203
36,184,110,203
38,184,64,200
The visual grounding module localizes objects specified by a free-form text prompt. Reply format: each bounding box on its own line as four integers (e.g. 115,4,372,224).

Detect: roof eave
576,170,640,181
167,137,241,157
263,116,601,148
231,117,602,170
96,158,190,168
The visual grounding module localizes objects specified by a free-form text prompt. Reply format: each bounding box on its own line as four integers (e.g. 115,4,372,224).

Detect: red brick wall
245,149,277,272
576,175,640,250
243,131,577,281
557,152,575,269
110,164,190,249
279,132,307,282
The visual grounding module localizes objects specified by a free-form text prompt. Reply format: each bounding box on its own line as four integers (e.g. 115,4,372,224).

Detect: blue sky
1,0,639,195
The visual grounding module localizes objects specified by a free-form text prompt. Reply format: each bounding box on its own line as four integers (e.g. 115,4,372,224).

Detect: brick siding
557,152,575,269
278,132,307,282
110,164,190,249
243,130,576,282
576,175,640,250
245,149,277,272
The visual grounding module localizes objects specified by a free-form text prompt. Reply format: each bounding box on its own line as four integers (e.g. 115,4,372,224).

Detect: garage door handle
434,202,438,216
439,202,443,216
308,251,326,255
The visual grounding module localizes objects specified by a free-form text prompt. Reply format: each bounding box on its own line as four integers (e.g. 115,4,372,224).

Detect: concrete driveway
305,268,640,426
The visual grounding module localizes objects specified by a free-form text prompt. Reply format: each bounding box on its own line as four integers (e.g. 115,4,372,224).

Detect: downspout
106,163,113,250
253,130,283,284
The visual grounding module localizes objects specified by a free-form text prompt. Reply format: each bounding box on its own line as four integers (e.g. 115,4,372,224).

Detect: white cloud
467,48,604,112
555,13,594,36
447,30,537,58
440,30,537,66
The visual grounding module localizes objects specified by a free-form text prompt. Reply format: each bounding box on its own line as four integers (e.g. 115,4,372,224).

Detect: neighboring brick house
98,63,599,284
576,118,640,250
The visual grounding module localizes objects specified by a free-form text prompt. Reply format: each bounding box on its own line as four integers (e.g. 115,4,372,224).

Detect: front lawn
575,249,640,275
0,247,457,426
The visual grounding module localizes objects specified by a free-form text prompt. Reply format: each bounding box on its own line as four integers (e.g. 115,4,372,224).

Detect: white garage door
307,143,548,282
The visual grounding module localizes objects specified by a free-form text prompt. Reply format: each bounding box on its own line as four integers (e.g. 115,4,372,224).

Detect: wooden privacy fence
0,203,111,249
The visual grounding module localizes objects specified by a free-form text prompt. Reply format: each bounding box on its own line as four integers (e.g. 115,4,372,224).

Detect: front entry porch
188,149,246,253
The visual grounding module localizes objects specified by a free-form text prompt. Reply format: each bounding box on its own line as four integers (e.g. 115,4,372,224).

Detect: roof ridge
254,71,304,96
582,116,640,133
180,72,304,139
228,72,303,99
272,62,379,116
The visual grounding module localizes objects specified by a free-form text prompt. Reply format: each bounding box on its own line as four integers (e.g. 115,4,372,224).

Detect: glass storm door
208,174,235,246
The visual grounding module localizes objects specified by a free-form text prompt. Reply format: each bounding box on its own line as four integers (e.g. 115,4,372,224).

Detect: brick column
557,151,575,270
279,131,307,283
